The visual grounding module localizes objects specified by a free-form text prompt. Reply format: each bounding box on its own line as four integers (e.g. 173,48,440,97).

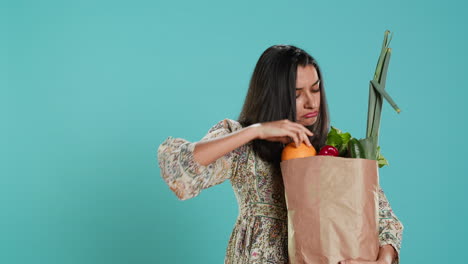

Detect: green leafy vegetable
325,126,351,156
376,146,389,168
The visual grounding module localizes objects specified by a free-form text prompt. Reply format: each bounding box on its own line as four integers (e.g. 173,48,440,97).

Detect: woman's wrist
248,123,262,140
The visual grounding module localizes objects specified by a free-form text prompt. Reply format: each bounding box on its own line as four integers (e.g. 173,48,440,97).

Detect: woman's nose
305,93,319,109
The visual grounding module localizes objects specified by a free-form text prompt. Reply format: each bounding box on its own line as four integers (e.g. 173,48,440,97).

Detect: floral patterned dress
157,118,404,264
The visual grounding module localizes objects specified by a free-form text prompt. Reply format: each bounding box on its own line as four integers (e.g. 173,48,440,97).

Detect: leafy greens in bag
324,127,389,168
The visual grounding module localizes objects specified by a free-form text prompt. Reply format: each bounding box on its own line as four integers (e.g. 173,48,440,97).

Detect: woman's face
295,64,321,126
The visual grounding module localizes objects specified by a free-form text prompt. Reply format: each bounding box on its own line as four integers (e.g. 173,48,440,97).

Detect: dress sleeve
157,118,245,201
378,186,404,264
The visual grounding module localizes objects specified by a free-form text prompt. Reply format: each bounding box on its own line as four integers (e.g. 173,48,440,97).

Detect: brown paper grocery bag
280,155,380,264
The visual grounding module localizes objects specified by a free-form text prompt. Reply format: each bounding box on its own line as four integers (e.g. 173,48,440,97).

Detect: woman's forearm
193,124,259,166
377,244,396,264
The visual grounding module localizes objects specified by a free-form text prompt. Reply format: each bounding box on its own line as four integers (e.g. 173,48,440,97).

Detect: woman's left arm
339,187,404,264
376,186,404,264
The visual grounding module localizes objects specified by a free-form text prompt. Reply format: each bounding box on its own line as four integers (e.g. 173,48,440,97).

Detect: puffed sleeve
378,186,404,264
157,118,245,201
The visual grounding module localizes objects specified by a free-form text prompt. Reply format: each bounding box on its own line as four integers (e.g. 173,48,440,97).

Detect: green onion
360,30,401,161
370,79,400,113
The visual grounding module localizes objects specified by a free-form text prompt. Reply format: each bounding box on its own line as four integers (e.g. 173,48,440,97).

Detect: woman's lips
304,111,318,118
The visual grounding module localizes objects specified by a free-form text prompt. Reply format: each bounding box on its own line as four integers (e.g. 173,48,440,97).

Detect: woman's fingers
298,128,313,147
287,122,313,146
289,126,312,147
292,122,314,137
285,131,300,147
260,120,313,147
304,133,313,147
296,128,309,147
300,127,313,147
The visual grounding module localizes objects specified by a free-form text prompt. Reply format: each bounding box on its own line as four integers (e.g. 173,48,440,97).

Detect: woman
157,45,403,264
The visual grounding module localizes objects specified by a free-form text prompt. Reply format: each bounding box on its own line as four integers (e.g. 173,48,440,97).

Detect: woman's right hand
252,119,314,147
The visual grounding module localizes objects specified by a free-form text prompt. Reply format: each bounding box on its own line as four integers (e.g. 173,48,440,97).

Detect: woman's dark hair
237,44,330,168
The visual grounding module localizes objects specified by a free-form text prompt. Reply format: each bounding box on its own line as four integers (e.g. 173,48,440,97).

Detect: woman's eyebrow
296,79,320,90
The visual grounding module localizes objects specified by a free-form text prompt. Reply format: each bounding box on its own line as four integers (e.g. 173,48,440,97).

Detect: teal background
2,0,466,263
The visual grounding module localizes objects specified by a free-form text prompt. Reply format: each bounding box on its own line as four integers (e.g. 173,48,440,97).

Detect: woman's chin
299,117,317,126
